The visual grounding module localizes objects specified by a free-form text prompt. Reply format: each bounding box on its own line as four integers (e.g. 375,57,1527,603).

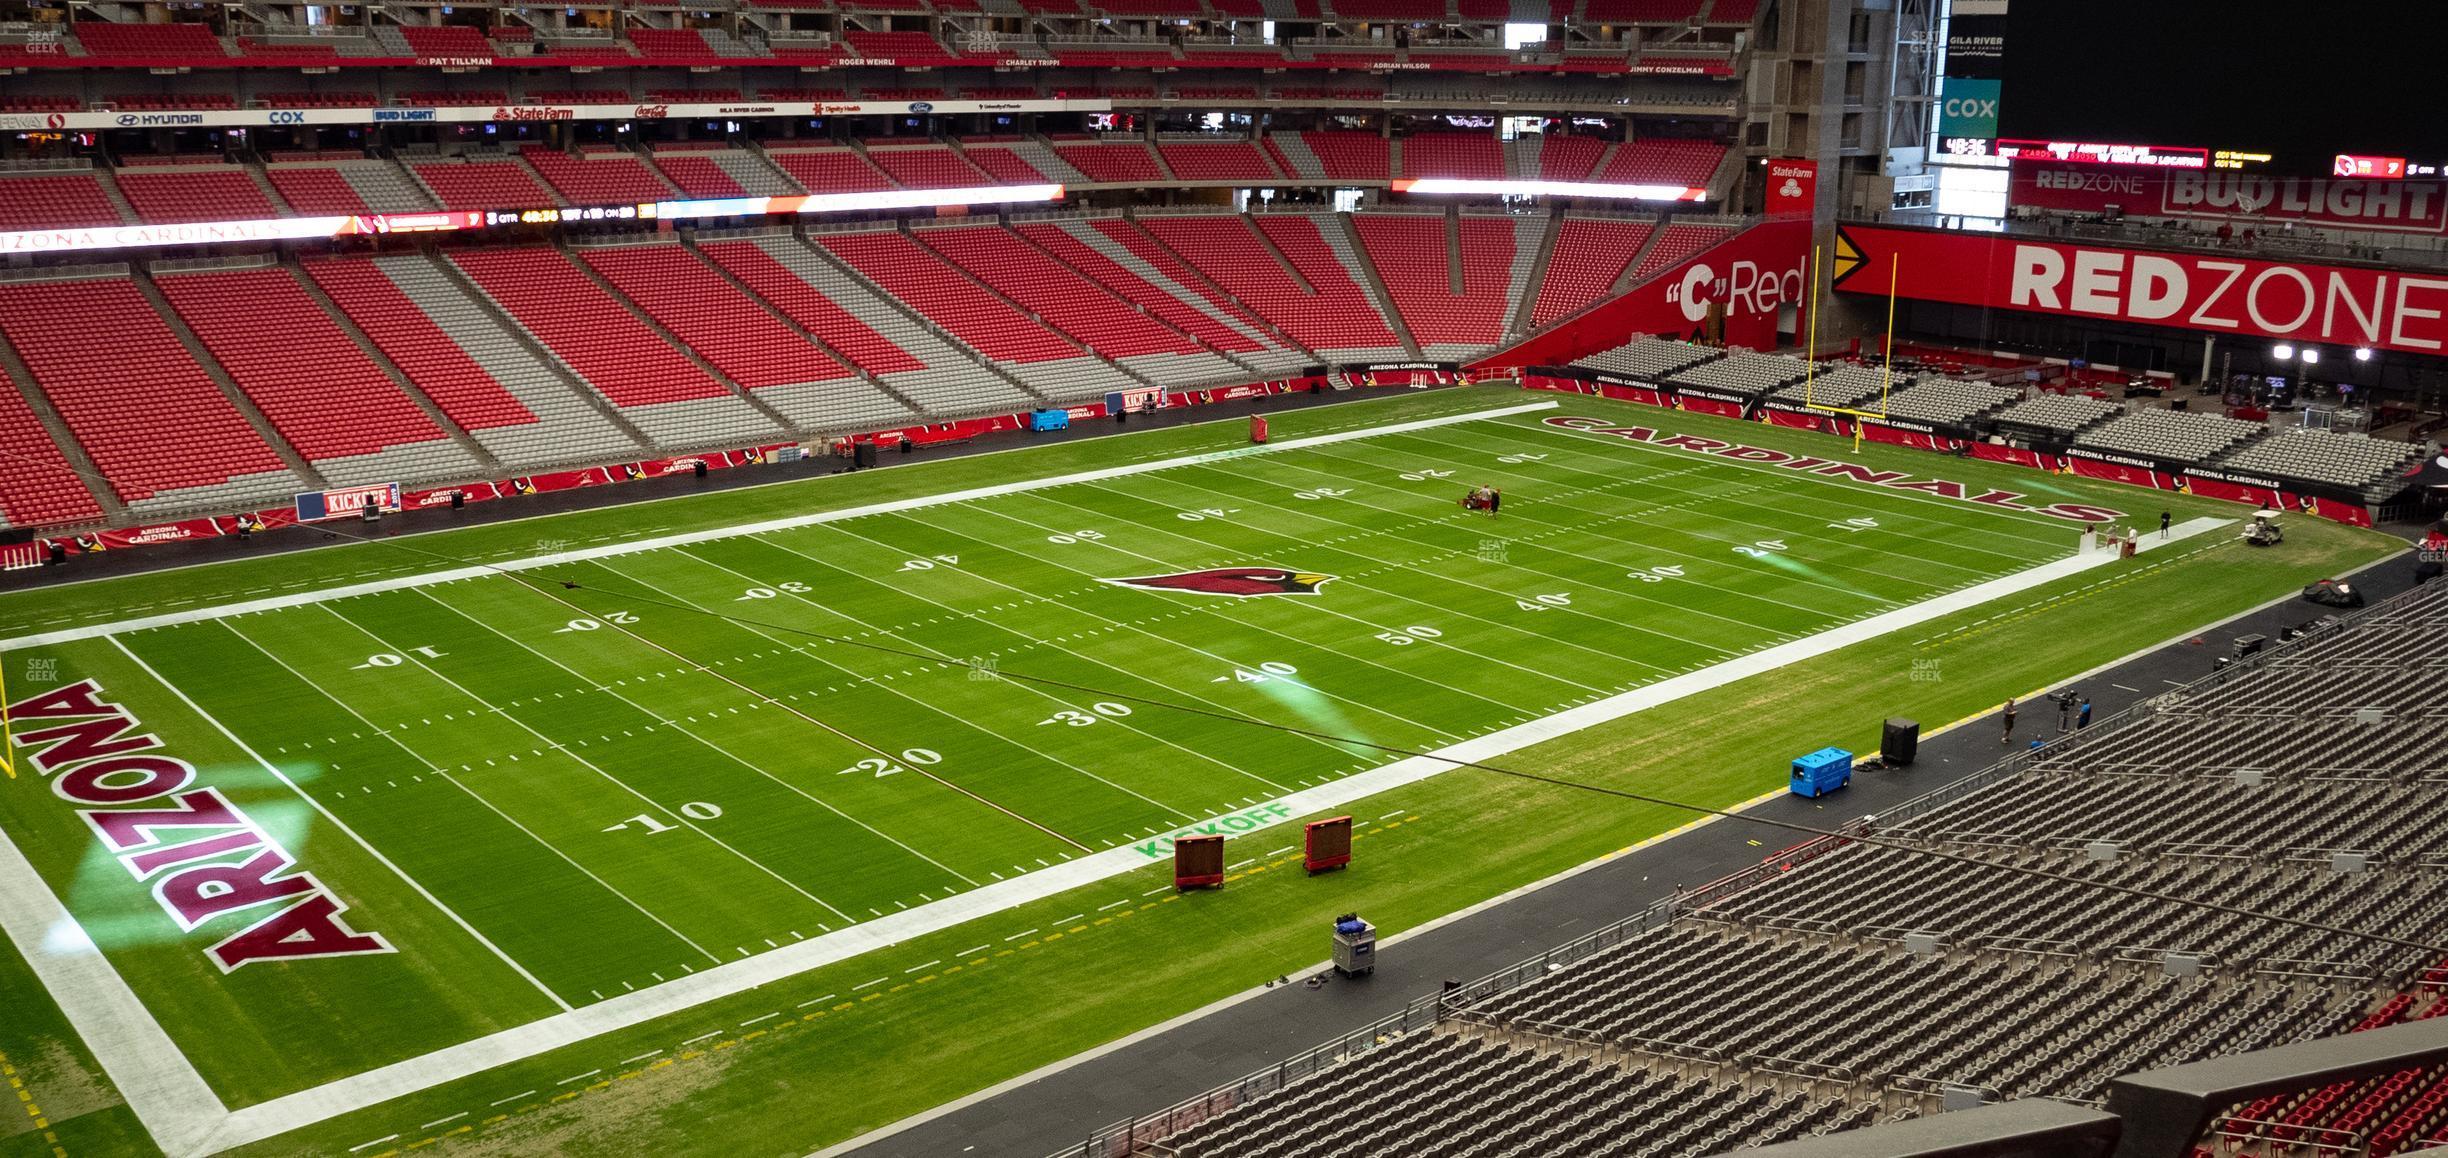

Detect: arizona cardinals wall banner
1103,567,1336,598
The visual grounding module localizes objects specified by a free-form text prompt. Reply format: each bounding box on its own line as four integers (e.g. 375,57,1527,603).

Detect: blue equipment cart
1028,409,1072,432
1790,747,1853,798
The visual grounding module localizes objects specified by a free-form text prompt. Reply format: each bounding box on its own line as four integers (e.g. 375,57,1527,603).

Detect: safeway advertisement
1831,224,2448,356
1477,218,1809,368
2008,159,2448,234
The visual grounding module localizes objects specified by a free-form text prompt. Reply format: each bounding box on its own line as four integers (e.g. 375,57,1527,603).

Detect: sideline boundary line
0,401,1562,652
174,517,2226,1156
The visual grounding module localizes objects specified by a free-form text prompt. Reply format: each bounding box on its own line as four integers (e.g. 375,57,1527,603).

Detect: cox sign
1938,78,2002,141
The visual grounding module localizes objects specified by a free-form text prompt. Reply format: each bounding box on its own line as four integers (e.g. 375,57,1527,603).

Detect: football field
1,393,2198,1152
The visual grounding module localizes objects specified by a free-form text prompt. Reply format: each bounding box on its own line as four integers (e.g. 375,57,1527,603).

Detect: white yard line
108,638,578,1020
1,402,1562,652
163,516,2225,1157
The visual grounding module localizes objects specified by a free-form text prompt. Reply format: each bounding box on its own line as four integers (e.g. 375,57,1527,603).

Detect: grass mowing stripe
430,574,1072,887
732,528,1303,800
760,516,1388,785
107,631,577,1011
1473,418,2092,548
933,499,1502,736
1263,438,2008,598
310,600,861,928
1031,487,1627,700
1437,424,2054,573
1144,461,1777,656
1320,436,1999,609
404,585,987,893
1053,473,1739,669
579,555,1158,845
209,619,728,970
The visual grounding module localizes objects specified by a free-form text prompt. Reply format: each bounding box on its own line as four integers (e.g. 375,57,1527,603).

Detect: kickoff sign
1831,224,2448,357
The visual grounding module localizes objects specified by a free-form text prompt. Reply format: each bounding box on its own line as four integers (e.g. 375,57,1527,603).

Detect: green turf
0,387,2410,1156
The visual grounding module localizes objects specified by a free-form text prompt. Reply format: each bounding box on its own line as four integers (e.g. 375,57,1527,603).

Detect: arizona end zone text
1541,417,2126,523
4,679,394,971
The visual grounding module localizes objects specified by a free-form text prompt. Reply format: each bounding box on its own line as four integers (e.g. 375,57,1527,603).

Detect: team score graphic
1176,508,1239,521
1046,530,1107,544
1516,593,1574,612
1826,516,1881,533
555,611,640,633
603,802,724,834
1213,661,1299,684
1037,702,1135,727
736,582,813,600
837,748,945,778
1733,539,1790,558
1374,625,1445,645
1497,453,1547,464
1399,469,1455,481
898,555,960,571
1291,487,1351,501
1626,565,1687,583
352,646,445,669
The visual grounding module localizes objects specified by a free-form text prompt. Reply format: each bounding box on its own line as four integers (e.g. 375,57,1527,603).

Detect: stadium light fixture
2355,347,2374,361
2300,348,2320,365
2271,343,2295,360
1391,177,1707,202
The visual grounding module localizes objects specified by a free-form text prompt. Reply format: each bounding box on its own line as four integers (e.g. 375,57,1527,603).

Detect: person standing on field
2001,697,2018,745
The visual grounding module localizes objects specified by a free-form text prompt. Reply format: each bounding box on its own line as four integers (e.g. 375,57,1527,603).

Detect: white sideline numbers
1733,540,1790,558
1213,661,1299,684
1291,487,1350,501
555,611,639,633
1398,469,1454,482
1626,565,1686,583
899,555,959,571
1375,626,1444,645
604,802,721,835
736,582,813,600
1177,508,1238,521
1516,593,1573,612
838,748,944,778
352,646,446,670
1828,516,1879,533
1046,530,1106,544
1037,702,1134,727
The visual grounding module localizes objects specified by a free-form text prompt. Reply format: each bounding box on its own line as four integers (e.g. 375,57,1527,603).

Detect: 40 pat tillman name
4,679,394,971
1133,802,1295,858
1541,416,2126,523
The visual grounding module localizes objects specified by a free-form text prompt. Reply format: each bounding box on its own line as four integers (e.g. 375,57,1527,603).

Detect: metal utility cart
1331,914,1376,977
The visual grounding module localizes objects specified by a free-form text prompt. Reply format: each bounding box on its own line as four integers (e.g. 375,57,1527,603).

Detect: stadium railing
1060,991,1446,1158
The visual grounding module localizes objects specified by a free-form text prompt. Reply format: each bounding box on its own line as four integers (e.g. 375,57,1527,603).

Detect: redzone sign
1835,225,2448,356
5,679,394,971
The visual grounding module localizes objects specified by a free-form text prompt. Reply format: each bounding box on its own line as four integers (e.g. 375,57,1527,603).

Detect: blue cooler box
1029,409,1071,432
1790,747,1853,798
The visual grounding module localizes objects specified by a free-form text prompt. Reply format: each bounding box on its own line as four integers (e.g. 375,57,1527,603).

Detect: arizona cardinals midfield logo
1103,566,1336,598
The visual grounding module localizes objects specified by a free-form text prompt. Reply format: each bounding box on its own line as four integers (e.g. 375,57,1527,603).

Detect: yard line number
837,748,945,778
605,802,723,834
353,646,445,669
1037,702,1134,727
1213,661,1299,684
555,611,640,633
